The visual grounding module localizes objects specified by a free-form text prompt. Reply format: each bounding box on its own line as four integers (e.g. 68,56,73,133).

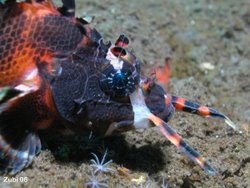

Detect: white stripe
130,88,151,129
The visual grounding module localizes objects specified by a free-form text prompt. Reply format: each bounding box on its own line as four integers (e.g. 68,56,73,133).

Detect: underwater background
1,0,250,187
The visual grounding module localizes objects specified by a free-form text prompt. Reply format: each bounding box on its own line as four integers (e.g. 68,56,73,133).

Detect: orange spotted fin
155,57,171,85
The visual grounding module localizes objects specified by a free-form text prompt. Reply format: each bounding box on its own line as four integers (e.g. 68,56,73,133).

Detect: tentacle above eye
99,37,140,98
115,33,129,48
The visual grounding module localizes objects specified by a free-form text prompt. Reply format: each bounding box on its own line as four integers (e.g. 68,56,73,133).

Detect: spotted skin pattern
0,1,83,86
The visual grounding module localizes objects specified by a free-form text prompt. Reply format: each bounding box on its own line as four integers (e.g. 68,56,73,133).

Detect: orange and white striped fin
130,88,217,175
148,114,217,176
170,95,238,130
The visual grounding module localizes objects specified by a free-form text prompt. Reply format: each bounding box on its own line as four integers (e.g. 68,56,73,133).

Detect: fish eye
99,63,139,98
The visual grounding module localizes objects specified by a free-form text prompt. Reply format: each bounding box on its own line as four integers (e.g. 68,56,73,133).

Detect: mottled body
0,1,83,86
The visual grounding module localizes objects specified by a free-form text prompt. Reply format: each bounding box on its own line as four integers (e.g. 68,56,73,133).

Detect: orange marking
164,95,172,105
155,58,171,84
18,1,59,16
195,156,205,168
149,114,182,148
43,83,57,114
148,114,163,127
169,134,181,148
141,81,150,92
160,126,181,148
116,41,127,47
198,106,210,117
155,67,168,84
173,97,186,110
0,2,55,87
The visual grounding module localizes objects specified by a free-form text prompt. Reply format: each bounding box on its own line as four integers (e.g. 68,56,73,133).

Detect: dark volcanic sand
1,0,250,187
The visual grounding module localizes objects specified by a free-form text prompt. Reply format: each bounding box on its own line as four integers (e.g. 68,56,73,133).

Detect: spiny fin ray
170,95,239,131
149,114,217,176
130,88,217,175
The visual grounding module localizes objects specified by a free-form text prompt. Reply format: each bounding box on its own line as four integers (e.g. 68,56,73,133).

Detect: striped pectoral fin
0,132,41,175
0,94,42,174
148,114,217,175
0,72,43,174
170,96,237,130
